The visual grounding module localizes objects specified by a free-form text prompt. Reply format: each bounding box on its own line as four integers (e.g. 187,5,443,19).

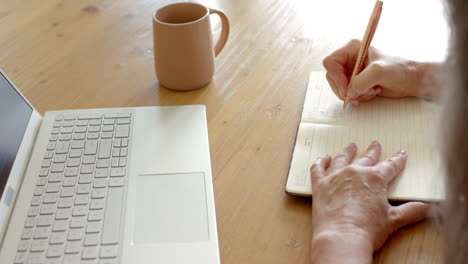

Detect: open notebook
286,72,444,201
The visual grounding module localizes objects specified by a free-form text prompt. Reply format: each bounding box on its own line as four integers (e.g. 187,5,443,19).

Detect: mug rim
153,2,209,26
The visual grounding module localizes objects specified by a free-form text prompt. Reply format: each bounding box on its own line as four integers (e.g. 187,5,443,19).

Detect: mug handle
209,8,230,56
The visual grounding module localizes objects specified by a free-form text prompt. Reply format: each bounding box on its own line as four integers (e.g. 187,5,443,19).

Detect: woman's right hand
322,39,439,104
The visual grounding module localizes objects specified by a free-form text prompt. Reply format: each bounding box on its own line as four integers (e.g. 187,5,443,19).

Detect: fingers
331,143,357,172
323,40,362,100
353,87,382,102
354,141,382,166
326,73,343,100
374,150,408,184
389,202,430,232
310,155,332,185
350,61,386,94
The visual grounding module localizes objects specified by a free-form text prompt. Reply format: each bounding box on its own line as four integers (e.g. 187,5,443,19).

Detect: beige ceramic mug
152,2,229,91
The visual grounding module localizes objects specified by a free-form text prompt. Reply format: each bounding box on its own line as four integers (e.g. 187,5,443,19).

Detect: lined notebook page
286,72,444,201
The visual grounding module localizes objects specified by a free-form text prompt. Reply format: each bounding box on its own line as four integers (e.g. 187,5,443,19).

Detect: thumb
350,61,385,94
388,202,430,232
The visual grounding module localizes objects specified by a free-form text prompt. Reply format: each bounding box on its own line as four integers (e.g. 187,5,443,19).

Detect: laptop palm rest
132,173,209,244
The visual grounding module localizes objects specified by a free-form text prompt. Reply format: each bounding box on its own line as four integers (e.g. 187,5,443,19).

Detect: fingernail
399,149,407,155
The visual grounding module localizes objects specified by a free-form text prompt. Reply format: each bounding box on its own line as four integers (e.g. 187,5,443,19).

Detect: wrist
311,228,373,264
411,61,441,100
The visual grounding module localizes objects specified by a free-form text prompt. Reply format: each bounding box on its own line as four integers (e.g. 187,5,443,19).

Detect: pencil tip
343,98,349,110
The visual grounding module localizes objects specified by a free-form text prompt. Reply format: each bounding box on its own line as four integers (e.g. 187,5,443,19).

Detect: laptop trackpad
132,173,209,244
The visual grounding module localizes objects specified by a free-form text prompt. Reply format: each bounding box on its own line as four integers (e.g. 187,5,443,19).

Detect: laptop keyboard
14,112,132,264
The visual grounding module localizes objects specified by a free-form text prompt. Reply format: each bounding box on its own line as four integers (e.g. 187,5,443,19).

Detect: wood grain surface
0,0,447,263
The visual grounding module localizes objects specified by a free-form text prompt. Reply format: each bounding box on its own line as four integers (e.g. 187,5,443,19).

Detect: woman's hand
310,141,430,264
323,39,440,104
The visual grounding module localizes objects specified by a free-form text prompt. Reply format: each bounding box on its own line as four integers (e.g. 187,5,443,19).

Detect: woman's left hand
310,141,431,263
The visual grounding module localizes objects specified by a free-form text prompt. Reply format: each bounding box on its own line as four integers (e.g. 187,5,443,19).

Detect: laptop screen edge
0,70,42,248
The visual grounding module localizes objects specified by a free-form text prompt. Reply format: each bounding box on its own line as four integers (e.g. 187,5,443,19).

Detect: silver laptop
0,70,220,264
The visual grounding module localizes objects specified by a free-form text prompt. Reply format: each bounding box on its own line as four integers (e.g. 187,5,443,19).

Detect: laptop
0,70,220,264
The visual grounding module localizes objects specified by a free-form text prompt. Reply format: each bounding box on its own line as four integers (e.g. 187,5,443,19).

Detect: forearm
310,230,373,264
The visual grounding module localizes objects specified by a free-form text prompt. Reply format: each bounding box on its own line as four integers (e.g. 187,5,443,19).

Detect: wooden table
0,0,447,263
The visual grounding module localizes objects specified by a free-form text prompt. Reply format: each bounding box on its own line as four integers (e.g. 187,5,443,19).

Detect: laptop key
109,168,125,177
55,208,71,220
14,252,27,264
49,232,67,245
86,220,102,232
65,242,81,254
21,228,33,239
68,228,84,240
100,245,118,258
78,114,103,120
87,210,104,222
50,164,65,173
48,173,62,183
63,114,76,120
84,141,98,155
71,141,85,149
95,168,109,178
56,142,70,154
36,178,47,186
24,217,36,228
27,252,46,264
42,160,52,168
82,155,96,164
101,187,123,245
73,134,86,140
30,197,42,206
60,187,75,198
98,140,112,159
116,118,130,125
33,187,44,196
117,113,131,118
43,193,58,204
33,227,50,239
90,120,102,126
108,178,124,188
62,121,75,127
63,253,81,264
30,239,48,252
37,215,54,226
17,240,30,252
46,244,64,258
82,246,98,260
115,125,129,138
52,220,69,232
76,120,88,126
84,234,100,246
46,142,56,151
58,197,73,208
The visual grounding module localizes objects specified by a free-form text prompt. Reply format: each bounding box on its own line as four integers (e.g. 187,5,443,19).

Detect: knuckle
361,155,375,163
389,209,403,227
368,170,384,184
322,56,332,68
310,163,319,173
334,154,347,160
349,39,361,47
369,61,386,74
342,166,359,175
386,159,399,173
370,167,386,181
